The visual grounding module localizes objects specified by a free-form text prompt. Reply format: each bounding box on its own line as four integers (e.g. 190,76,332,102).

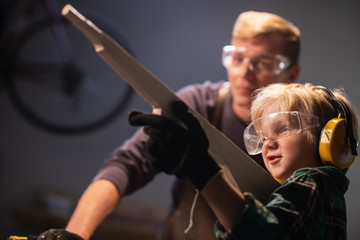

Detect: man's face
227,35,298,111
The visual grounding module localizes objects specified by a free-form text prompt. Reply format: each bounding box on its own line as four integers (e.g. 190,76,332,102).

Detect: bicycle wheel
4,16,135,134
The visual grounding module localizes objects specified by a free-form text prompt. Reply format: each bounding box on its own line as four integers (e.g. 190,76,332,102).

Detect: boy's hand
129,101,220,190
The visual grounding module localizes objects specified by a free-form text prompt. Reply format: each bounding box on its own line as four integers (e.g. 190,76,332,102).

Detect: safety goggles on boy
244,111,320,155
222,45,290,75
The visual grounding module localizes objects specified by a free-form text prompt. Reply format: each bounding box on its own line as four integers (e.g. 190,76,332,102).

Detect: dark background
1,0,360,239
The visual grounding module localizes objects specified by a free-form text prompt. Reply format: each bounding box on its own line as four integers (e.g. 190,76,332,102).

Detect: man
39,11,300,240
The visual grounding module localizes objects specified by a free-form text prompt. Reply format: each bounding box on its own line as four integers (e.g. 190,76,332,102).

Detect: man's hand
35,229,84,240
129,101,220,190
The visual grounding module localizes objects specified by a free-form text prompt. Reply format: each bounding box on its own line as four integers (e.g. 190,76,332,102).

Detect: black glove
129,101,220,190
35,229,84,240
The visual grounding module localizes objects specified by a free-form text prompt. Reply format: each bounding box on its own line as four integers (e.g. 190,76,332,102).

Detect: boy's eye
259,132,268,143
277,127,292,137
282,127,291,132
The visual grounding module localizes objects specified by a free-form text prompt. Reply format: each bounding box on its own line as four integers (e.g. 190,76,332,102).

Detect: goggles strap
184,189,200,234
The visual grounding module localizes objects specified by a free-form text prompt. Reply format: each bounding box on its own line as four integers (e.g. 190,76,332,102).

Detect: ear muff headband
318,87,358,169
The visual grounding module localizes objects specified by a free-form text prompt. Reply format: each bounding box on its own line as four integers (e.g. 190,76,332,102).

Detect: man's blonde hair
232,11,301,65
250,83,358,150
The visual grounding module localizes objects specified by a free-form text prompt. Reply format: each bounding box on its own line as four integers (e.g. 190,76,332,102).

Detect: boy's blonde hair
232,11,301,65
250,83,358,153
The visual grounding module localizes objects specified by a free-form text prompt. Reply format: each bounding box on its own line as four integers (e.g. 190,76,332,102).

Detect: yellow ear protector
318,87,358,170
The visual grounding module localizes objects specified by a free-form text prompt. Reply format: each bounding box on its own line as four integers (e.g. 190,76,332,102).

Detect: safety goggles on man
244,111,320,155
222,45,290,75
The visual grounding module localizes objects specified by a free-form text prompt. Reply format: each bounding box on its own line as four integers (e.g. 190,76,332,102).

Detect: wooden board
62,4,280,203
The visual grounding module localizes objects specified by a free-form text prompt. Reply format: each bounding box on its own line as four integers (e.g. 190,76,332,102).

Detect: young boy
129,82,358,239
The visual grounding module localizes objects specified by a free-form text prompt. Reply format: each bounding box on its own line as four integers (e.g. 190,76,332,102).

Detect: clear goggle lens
243,111,320,155
222,45,290,75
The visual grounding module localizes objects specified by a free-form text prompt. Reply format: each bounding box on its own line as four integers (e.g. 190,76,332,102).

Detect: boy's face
260,106,321,182
228,34,299,113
